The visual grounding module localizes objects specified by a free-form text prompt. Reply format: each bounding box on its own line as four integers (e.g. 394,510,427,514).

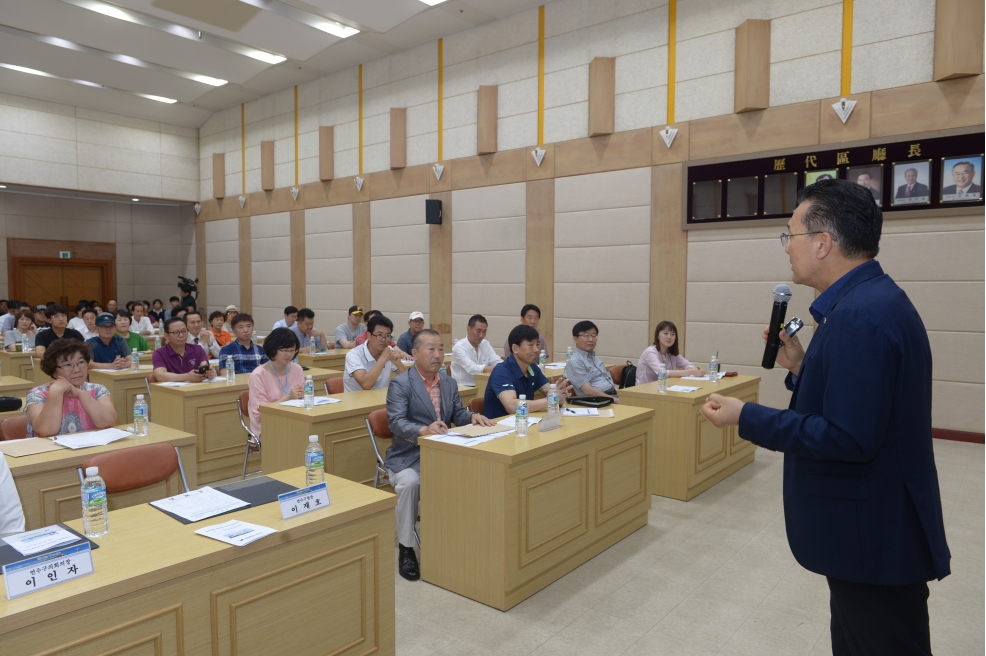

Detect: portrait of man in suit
892,162,931,206
941,158,982,201
850,166,882,206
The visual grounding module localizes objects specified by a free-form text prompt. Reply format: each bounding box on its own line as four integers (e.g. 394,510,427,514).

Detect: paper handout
194,520,276,546
150,487,249,523
51,428,130,450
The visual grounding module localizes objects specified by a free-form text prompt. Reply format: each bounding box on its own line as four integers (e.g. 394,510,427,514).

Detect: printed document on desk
150,487,249,523
3,525,80,556
279,397,341,407
195,520,276,547
51,428,131,449
497,416,542,428
428,430,513,447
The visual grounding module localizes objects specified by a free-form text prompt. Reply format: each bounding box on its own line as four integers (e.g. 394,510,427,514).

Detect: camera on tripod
177,276,199,295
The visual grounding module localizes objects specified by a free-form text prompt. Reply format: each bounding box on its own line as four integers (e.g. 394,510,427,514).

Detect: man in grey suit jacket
385,329,495,580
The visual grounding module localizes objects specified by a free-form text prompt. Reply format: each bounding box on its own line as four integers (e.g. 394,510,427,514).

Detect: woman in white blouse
635,321,706,385
3,309,37,351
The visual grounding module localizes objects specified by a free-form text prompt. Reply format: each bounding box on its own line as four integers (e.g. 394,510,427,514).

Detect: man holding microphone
701,179,949,655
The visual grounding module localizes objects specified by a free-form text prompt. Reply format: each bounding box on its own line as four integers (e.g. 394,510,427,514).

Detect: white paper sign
3,526,80,556
278,482,331,520
195,520,276,547
3,542,94,600
667,385,701,393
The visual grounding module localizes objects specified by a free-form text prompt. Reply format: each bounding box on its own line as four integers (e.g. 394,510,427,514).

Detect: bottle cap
549,384,556,389
136,394,144,400
86,466,98,476
519,395,526,400
309,435,318,443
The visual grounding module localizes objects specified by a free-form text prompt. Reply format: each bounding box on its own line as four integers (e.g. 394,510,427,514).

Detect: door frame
11,257,115,307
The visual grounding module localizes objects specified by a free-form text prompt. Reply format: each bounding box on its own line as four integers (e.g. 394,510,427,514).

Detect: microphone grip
761,301,788,369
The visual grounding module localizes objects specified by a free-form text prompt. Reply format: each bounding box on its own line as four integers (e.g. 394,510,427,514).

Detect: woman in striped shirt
635,321,706,385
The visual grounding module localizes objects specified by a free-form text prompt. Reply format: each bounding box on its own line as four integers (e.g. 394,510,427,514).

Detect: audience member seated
384,329,495,580
247,328,304,438
219,313,268,375
173,307,188,321
353,309,379,347
185,310,219,358
67,301,88,332
86,312,132,371
0,452,25,537
565,320,619,402
396,311,425,353
344,314,406,392
35,304,85,357
4,309,37,352
106,299,118,313
502,304,548,359
334,306,365,348
484,325,574,419
272,305,298,330
290,308,327,351
451,314,502,386
149,298,165,323
152,317,216,383
0,301,21,335
0,300,8,316
222,305,238,332
25,338,118,437
162,296,180,321
78,308,99,341
131,302,154,335
635,321,704,384
34,305,50,329
208,310,234,347
114,310,148,352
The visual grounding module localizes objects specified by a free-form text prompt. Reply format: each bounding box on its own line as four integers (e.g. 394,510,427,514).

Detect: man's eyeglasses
779,232,822,247
168,329,188,337
577,333,598,340
371,333,392,340
57,359,88,371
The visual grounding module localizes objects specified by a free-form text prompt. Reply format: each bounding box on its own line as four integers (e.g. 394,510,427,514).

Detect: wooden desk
420,405,653,610
7,423,196,530
473,365,565,401
297,348,349,371
0,468,396,656
260,384,477,485
0,375,36,396
620,375,760,501
0,351,50,383
151,368,342,484
88,365,155,422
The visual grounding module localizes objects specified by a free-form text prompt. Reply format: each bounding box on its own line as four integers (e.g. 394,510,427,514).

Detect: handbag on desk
0,397,22,411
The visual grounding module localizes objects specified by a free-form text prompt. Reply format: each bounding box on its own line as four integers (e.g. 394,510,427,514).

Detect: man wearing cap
86,312,132,370
335,306,366,348
34,305,50,330
396,311,425,355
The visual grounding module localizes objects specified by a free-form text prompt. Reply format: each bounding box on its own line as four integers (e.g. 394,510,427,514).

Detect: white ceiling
0,0,544,128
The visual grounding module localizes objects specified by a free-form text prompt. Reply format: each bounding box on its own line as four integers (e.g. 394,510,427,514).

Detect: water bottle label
133,407,147,419
82,488,106,508
305,451,324,470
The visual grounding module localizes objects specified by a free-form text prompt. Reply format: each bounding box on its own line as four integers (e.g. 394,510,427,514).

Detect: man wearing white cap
396,311,425,354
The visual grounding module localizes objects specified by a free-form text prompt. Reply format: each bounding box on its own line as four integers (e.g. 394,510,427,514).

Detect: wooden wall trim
390,108,407,170
290,210,306,308
477,85,498,154
932,428,985,444
649,164,688,353
820,92,871,144
212,154,225,199
933,0,985,81
261,141,275,191
690,101,820,161
588,57,616,137
734,19,771,113
429,191,453,348
526,179,554,357
369,164,430,201
238,216,252,315
352,202,371,311
195,222,207,311
319,126,334,181
870,75,984,139
554,128,651,178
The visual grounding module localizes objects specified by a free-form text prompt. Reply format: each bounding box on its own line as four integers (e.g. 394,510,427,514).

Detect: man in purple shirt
152,317,216,383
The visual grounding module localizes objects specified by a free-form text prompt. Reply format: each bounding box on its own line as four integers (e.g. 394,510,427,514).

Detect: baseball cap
96,312,116,326
35,305,47,312
349,305,363,315
225,305,238,313
409,311,424,321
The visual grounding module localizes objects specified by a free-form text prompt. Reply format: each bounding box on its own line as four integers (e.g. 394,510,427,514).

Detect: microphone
761,284,792,369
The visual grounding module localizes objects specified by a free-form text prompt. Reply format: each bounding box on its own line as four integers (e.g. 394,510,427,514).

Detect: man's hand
388,347,402,364
377,346,393,363
763,325,805,375
185,371,207,383
311,328,325,340
200,331,213,345
419,420,449,436
112,356,128,370
555,378,574,401
700,393,745,427
470,414,496,427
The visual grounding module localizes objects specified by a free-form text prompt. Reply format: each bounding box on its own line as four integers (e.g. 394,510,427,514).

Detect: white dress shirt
451,338,502,386
67,316,86,332
132,316,154,334
79,326,98,341
189,329,221,358
343,343,396,392
0,453,25,538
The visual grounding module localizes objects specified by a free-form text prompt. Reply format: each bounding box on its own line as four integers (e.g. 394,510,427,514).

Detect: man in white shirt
0,453,25,537
78,308,99,341
0,301,22,335
451,314,502,386
272,305,298,330
67,301,88,332
186,310,220,358
343,314,407,392
131,302,155,336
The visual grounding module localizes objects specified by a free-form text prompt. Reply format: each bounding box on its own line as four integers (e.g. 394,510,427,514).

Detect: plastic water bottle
657,362,668,393
566,346,573,362
309,340,317,355
225,355,235,382
305,435,324,486
82,467,109,538
153,334,161,350
21,335,28,353
131,352,140,371
252,330,257,344
708,355,719,383
303,375,315,409
133,394,148,436
547,384,559,415
439,363,447,376
539,350,546,367
515,395,529,437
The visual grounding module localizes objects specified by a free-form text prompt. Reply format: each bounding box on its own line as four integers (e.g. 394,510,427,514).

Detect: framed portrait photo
805,169,837,185
848,164,883,207
891,160,931,207
941,155,983,203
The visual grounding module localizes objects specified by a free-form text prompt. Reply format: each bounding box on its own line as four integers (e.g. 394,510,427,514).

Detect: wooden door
11,259,111,308
21,264,65,306
63,266,105,307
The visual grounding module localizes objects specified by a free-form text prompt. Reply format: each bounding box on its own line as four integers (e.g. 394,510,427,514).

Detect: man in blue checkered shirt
218,313,268,375
564,320,619,402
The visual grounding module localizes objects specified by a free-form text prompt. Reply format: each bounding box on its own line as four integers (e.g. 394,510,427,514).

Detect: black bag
618,360,637,389
0,397,23,411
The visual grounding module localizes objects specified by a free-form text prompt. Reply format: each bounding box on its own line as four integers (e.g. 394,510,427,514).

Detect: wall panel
370,194,430,326
306,205,354,334
205,218,240,314
250,212,291,331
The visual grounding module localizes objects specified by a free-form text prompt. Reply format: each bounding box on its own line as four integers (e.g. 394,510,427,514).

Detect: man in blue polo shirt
483,325,574,419
219,313,268,375
86,312,132,370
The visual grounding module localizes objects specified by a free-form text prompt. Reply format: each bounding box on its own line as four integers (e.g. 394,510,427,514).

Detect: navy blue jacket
739,261,950,585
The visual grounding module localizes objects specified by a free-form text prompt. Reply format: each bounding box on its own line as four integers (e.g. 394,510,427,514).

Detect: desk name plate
3,542,94,600
278,482,331,520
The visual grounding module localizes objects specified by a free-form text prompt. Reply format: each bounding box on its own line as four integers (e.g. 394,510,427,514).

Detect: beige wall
251,212,291,331
369,194,430,327
305,204,354,334
450,182,526,350
204,218,240,313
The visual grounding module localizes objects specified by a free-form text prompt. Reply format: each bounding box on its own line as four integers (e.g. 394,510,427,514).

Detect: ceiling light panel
301,0,429,33
0,61,176,102
236,0,359,38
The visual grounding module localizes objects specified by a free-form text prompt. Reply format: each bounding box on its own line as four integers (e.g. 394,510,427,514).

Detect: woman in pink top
635,321,706,385
248,328,305,439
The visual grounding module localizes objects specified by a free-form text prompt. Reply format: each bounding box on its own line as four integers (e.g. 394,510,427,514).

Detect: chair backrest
468,397,484,414
146,373,157,384
609,364,626,386
0,415,27,441
238,390,250,413
366,408,393,440
83,443,179,493
326,377,344,395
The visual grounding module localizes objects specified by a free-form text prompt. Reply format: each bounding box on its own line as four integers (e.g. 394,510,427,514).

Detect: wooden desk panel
297,348,349,371
420,405,653,610
88,365,155,422
620,375,760,500
0,468,396,656
8,423,197,530
261,384,476,485
0,351,50,384
0,375,35,397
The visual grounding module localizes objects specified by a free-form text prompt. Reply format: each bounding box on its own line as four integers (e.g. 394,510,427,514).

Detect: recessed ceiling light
419,0,448,5
0,62,178,104
134,93,177,104
237,0,359,39
132,198,140,201
61,0,287,64
0,185,7,189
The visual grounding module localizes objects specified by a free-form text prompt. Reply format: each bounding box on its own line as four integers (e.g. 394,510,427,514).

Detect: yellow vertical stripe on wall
841,0,853,95
667,0,676,124
240,103,246,194
294,85,299,186
358,64,364,176
537,5,545,145
438,38,444,162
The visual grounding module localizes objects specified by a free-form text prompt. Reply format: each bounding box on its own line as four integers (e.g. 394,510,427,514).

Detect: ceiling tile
191,86,263,112
376,7,473,50
240,61,321,96
295,0,427,33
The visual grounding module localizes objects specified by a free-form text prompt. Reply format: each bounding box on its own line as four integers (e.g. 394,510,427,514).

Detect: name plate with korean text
278,482,331,520
3,542,94,600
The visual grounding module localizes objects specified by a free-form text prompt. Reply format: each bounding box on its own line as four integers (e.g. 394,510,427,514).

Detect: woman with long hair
635,321,705,385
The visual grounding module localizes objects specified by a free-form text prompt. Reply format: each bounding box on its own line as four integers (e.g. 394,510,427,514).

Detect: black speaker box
425,198,442,225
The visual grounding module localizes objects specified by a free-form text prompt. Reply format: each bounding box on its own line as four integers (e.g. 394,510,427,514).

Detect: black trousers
827,576,932,656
